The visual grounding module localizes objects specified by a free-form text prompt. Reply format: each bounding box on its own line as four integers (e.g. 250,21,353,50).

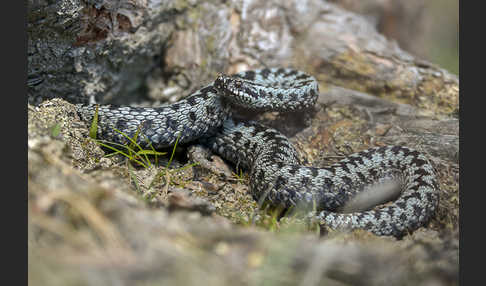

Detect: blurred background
331,0,459,75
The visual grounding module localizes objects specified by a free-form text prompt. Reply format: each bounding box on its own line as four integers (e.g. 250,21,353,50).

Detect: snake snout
214,73,234,92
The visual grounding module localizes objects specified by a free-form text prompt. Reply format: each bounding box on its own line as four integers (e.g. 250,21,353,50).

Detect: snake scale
76,68,439,237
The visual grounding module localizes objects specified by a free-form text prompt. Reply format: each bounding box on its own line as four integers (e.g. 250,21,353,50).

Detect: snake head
214,74,242,92
214,73,255,107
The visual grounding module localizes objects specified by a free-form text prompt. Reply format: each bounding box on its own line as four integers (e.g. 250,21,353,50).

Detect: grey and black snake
76,68,439,237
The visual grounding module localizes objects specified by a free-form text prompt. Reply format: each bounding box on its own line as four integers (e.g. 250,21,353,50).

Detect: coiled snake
76,68,439,237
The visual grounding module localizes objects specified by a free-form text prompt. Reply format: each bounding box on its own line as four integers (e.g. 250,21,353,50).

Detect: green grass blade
51,123,61,137
93,120,175,169
127,124,142,159
167,133,181,168
145,137,159,166
112,127,145,152
111,127,152,166
96,140,148,168
136,150,167,156
88,105,99,139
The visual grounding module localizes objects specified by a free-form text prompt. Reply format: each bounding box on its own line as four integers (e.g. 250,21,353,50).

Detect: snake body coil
76,68,439,237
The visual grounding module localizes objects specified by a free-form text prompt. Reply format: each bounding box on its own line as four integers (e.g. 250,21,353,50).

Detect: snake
76,68,439,237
